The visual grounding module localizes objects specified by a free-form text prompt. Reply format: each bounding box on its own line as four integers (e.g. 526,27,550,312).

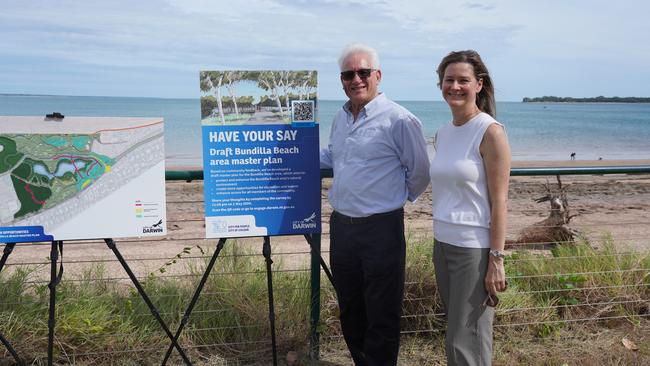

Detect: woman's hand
485,256,507,296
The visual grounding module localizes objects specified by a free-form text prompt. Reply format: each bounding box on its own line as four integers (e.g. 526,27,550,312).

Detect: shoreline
165,158,650,171
510,158,650,168
522,101,650,104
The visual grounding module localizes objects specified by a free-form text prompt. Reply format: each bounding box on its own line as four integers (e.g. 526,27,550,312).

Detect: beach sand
3,159,650,279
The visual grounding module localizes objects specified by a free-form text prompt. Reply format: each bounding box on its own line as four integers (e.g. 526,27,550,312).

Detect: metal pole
262,236,278,366
0,332,24,366
47,241,60,366
161,238,227,365
0,243,16,272
0,243,25,366
304,234,334,287
104,239,192,365
305,234,322,362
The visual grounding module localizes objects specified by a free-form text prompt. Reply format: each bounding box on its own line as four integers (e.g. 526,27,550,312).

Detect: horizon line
0,93,527,103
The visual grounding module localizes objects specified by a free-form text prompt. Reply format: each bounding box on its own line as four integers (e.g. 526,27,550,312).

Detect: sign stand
303,234,334,285
159,234,335,366
160,236,282,366
0,243,25,366
47,241,63,365
103,239,191,364
160,238,227,365
0,238,193,365
3,234,334,366
262,236,279,366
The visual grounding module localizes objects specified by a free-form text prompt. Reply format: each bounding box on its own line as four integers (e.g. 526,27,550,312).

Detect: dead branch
506,175,583,249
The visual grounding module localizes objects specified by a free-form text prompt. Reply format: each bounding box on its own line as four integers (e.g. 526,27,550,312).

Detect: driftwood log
506,175,581,249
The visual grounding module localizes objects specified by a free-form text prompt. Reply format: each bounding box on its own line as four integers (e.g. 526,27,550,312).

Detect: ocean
1,95,649,166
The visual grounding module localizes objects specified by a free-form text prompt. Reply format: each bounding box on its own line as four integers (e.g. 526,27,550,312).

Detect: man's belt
332,208,403,225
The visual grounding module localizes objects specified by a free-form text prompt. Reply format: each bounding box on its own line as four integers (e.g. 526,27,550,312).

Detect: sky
1,0,649,101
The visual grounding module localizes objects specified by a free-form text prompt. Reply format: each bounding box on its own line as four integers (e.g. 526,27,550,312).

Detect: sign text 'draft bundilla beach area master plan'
0,116,167,243
200,70,321,238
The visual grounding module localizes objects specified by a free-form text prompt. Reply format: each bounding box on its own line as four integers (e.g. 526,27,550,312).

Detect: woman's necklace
452,108,481,126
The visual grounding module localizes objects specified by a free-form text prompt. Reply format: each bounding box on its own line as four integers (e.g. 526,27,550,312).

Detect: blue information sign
200,71,320,238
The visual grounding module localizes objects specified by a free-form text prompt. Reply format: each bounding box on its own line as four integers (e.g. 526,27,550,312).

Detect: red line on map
52,154,103,177
87,161,99,172
71,158,82,176
24,184,46,205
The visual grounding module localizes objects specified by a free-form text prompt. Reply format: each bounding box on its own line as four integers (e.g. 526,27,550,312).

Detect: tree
295,71,317,100
278,71,298,113
223,71,246,119
200,96,218,119
257,71,285,117
237,95,254,107
200,71,226,124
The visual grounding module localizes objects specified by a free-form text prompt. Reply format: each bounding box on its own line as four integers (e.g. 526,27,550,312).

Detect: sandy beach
3,159,650,280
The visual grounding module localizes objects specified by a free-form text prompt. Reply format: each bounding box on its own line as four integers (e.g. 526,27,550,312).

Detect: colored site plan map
0,116,167,242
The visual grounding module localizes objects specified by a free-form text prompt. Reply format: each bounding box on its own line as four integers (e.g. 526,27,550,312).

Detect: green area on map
0,134,114,219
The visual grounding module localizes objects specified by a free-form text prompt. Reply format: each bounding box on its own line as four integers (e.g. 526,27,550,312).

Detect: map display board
200,70,320,238
0,116,166,243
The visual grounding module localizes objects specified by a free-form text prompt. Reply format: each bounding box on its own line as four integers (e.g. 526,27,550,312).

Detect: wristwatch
489,249,506,259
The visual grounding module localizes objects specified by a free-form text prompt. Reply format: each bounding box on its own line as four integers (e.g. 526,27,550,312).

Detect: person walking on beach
430,50,511,366
320,43,430,366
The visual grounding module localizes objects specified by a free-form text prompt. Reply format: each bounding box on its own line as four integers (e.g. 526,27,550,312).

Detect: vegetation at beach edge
0,234,648,365
522,95,650,103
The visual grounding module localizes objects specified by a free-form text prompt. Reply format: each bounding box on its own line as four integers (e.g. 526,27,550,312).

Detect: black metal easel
103,239,191,364
38,239,191,365
159,234,334,366
160,236,282,366
47,240,63,365
262,236,279,366
1,234,334,365
160,238,227,365
0,240,63,366
0,242,25,366
2,239,192,365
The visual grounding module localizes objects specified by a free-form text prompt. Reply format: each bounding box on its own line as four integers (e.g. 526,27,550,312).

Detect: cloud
1,1,649,99
463,3,495,11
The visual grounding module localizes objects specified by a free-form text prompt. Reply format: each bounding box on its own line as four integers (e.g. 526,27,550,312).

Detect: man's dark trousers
330,208,406,366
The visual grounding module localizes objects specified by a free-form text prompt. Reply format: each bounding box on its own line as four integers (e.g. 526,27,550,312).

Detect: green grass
0,234,648,365
0,243,314,364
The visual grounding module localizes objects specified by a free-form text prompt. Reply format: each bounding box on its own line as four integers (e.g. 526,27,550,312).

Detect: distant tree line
522,96,650,103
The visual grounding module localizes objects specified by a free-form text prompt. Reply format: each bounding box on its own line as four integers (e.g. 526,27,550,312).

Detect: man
320,43,430,366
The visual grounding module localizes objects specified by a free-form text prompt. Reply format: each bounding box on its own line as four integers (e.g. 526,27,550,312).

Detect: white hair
338,43,380,71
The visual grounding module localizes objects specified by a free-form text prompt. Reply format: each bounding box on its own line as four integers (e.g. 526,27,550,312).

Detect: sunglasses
482,293,500,308
482,280,508,309
340,68,376,81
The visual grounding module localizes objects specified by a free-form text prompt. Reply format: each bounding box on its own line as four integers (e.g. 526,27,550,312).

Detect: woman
430,50,511,366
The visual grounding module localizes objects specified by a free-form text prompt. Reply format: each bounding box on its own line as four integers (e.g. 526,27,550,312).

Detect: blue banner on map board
0,226,53,243
201,124,320,238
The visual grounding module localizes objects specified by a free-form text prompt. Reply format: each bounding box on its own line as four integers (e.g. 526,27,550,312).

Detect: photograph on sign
200,71,317,126
200,70,320,238
0,116,166,243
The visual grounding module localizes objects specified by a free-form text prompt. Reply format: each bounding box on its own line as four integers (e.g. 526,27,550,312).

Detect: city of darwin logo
292,212,318,230
143,219,164,234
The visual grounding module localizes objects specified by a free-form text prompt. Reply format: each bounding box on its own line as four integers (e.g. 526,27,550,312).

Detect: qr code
291,100,315,122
